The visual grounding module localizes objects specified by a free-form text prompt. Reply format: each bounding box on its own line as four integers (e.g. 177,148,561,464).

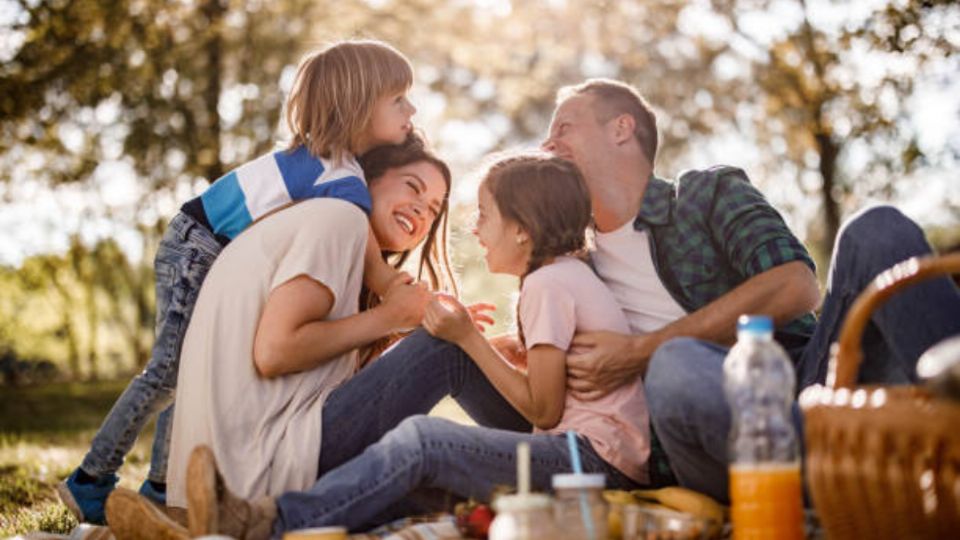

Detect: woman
160,133,455,508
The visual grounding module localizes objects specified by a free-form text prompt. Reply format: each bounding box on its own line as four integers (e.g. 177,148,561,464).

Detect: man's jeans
81,212,221,484
274,330,639,534
645,206,960,503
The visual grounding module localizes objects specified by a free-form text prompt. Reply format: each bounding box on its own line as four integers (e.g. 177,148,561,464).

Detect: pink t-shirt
520,256,651,484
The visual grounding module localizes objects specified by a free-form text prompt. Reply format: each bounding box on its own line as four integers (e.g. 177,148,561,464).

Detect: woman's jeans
644,206,960,503
273,330,639,534
80,212,221,484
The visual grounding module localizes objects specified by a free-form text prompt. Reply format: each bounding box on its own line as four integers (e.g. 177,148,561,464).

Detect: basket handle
829,252,960,389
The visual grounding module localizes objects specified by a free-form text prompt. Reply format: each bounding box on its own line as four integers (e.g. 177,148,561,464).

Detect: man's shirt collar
635,174,674,229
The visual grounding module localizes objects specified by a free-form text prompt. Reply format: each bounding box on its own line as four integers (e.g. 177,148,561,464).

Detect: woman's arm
254,275,430,378
423,296,566,429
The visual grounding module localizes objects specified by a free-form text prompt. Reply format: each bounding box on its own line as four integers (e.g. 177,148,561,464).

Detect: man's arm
566,260,821,400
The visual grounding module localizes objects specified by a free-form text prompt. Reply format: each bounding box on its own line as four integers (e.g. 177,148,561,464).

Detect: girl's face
363,90,416,152
368,160,446,252
473,184,531,276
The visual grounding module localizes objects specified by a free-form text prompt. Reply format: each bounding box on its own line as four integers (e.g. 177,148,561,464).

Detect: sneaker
105,487,189,540
137,479,167,506
186,445,276,540
57,468,119,525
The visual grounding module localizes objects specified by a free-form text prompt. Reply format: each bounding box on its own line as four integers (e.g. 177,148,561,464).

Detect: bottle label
729,463,804,540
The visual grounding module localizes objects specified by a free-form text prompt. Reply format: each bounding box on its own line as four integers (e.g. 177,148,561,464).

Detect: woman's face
368,160,447,252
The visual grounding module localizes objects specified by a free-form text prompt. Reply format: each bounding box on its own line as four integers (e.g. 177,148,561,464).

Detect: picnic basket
799,253,960,540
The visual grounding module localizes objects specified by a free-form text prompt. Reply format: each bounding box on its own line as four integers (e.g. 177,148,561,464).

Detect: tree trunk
815,132,841,253
200,0,224,182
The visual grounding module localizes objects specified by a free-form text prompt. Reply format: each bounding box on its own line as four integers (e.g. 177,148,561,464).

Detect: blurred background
0,0,958,534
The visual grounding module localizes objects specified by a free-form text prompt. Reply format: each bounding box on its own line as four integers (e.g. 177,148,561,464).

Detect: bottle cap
737,315,773,336
493,493,553,512
551,473,605,489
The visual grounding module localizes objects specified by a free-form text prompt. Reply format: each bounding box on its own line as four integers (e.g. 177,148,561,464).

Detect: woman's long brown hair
357,133,456,364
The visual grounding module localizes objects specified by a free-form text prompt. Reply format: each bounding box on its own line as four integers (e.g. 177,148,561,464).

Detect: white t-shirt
591,220,687,333
166,198,367,508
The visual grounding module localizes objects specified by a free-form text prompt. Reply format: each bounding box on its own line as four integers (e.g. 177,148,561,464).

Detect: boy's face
364,90,416,152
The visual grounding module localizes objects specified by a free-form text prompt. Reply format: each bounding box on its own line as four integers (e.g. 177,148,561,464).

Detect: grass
0,380,153,538
0,380,472,538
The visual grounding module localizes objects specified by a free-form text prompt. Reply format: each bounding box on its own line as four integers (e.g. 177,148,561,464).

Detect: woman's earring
516,236,526,245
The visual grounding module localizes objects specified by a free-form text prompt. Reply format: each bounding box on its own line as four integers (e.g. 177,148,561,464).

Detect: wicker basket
799,253,960,540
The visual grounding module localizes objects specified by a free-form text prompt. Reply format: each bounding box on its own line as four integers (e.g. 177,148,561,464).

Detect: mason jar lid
493,493,553,512
551,473,605,489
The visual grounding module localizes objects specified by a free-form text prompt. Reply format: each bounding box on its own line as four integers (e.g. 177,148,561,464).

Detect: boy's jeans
273,330,639,534
645,206,960,503
81,212,221,484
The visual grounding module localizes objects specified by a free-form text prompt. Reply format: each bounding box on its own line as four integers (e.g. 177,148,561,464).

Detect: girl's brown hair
481,153,592,347
357,132,456,364
285,40,413,164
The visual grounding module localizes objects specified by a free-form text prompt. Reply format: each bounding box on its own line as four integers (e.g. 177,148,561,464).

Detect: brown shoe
105,487,189,540
186,445,276,540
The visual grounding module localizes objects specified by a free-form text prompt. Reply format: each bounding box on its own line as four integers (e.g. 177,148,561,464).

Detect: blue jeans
275,330,639,534
80,212,221,483
645,206,960,503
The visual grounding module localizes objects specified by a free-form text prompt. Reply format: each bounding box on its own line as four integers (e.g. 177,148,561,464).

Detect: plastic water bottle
723,315,804,540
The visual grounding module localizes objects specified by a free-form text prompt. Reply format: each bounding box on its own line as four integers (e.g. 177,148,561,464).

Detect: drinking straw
565,430,596,540
517,442,530,495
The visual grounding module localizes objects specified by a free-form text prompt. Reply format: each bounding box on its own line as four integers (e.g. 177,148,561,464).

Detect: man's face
541,93,608,178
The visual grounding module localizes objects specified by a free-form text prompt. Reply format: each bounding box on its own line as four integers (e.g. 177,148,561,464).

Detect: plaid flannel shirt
637,165,817,487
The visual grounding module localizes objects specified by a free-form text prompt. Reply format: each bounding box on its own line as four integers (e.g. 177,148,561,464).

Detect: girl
60,39,421,524
127,154,654,538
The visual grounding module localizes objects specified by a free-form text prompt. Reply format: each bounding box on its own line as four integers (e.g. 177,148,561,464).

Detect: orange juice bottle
723,315,804,539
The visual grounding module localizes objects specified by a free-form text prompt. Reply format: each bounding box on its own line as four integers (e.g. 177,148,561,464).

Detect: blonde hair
285,40,413,163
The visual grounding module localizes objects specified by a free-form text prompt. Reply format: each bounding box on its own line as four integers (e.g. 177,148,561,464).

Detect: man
540,78,960,502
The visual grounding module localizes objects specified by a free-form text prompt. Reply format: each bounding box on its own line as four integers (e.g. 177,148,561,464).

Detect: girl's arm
363,228,404,297
424,296,566,429
254,275,430,378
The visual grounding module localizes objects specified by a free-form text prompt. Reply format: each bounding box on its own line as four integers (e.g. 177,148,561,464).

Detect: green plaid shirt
635,165,817,487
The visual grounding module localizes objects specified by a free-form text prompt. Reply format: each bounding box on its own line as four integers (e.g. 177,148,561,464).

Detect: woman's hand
380,280,432,330
423,293,479,346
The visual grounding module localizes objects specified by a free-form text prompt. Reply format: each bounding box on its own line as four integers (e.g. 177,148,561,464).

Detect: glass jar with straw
549,431,608,540
490,442,561,540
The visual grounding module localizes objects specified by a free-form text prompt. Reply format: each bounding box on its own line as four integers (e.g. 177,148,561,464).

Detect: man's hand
566,330,654,401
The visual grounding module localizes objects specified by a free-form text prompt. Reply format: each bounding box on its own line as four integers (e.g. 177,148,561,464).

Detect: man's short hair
558,79,658,164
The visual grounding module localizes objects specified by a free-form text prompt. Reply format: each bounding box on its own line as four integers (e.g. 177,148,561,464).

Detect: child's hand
381,280,432,330
423,293,478,345
466,302,496,333
385,270,415,293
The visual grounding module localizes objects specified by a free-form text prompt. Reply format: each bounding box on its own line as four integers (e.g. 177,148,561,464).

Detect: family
56,40,960,539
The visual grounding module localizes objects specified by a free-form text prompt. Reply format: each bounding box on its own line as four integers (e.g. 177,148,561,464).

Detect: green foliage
0,380,131,435
0,379,154,536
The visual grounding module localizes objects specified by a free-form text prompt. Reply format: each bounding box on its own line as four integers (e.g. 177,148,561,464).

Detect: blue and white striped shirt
181,145,371,245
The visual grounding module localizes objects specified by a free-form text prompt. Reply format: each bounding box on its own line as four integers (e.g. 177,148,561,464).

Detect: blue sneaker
138,479,167,506
56,468,118,525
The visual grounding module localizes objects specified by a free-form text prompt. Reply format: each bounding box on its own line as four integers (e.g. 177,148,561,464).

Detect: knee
387,415,431,448
835,205,926,257
646,338,708,416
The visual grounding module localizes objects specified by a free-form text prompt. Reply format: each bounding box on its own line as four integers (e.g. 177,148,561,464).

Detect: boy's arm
363,228,402,296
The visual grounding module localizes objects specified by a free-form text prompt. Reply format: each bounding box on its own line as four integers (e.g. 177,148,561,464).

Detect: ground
0,379,471,537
